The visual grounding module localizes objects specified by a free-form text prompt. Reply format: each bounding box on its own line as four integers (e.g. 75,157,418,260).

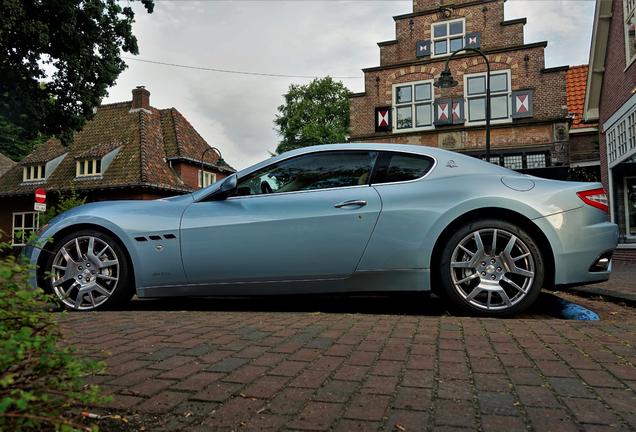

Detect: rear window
372,152,434,184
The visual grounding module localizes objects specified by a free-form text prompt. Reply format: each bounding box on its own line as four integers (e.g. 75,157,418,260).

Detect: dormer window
23,164,46,182
431,18,465,57
76,158,102,177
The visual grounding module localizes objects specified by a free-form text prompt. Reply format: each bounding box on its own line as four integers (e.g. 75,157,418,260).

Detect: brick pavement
61,307,636,431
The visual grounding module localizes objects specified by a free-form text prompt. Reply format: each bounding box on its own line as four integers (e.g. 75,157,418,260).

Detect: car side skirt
137,269,431,298
137,278,346,298
345,269,430,292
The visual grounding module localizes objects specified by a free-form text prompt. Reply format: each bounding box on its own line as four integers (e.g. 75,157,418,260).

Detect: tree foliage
273,77,350,155
0,0,154,148
0,237,111,431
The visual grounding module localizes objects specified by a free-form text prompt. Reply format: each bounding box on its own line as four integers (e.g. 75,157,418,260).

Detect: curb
545,286,636,308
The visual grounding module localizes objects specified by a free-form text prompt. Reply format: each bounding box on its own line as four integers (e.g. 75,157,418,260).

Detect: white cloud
104,0,594,170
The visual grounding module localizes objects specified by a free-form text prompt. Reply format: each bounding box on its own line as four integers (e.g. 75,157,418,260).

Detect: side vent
148,235,162,241
134,236,148,242
163,234,177,240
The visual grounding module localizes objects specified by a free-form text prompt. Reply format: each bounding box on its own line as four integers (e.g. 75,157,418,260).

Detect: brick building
349,0,570,179
0,87,235,246
567,65,601,181
583,0,636,262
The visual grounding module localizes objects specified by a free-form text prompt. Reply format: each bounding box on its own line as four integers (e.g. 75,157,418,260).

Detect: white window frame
392,79,435,133
431,18,466,58
625,176,636,239
198,170,216,188
23,164,46,182
625,0,636,67
607,105,636,168
12,211,39,246
76,158,102,177
464,70,512,126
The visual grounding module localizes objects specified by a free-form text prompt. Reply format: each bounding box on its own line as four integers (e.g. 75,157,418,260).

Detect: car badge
446,160,457,168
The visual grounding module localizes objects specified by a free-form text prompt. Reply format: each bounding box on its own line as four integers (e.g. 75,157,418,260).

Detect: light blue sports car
25,144,618,317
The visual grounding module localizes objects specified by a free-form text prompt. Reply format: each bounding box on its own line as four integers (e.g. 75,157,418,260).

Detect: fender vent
163,234,177,239
148,235,162,241
134,236,148,242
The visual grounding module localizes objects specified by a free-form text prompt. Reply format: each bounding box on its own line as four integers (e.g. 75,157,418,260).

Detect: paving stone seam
426,316,442,431
198,312,366,429
516,319,628,429
329,315,398,430
547,320,635,428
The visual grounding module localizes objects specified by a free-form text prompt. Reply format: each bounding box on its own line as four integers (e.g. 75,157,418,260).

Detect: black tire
44,229,134,311
439,219,544,318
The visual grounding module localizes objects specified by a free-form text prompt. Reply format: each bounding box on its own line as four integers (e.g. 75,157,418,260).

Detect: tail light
577,188,609,214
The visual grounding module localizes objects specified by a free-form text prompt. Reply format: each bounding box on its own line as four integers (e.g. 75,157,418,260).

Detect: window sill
74,176,103,181
19,180,46,186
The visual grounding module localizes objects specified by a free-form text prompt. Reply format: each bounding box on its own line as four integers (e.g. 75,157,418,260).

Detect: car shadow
122,292,449,316
117,291,557,319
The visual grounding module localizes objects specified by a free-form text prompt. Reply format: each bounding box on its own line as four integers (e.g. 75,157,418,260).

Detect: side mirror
220,174,237,193
210,174,237,200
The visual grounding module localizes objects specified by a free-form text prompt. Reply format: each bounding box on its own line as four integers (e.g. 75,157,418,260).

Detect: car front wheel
45,230,133,311
439,219,544,317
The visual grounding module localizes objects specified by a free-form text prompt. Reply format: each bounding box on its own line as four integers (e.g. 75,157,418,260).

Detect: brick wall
172,162,229,190
382,1,522,67
597,0,636,262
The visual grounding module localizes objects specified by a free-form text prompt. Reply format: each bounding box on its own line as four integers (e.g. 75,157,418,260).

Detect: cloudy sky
103,0,596,171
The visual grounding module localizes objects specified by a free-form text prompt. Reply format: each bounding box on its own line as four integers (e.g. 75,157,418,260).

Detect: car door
180,150,382,284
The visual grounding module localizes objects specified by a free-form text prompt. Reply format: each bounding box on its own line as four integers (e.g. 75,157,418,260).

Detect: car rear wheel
439,219,544,317
45,230,133,311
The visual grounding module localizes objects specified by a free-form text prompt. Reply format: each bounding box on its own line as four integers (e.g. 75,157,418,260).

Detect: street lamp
434,47,491,161
200,147,227,188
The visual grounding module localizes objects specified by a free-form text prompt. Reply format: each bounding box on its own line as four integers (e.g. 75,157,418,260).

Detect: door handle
334,200,368,208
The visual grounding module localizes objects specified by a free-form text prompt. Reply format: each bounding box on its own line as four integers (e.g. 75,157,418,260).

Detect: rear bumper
534,209,618,286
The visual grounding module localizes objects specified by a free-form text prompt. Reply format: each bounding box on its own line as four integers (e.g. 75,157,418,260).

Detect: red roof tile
566,65,598,129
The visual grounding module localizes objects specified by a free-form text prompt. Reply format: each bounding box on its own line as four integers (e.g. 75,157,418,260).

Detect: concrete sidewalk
63,299,636,432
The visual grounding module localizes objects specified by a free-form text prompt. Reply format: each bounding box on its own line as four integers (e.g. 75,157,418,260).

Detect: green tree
0,0,154,148
274,77,350,155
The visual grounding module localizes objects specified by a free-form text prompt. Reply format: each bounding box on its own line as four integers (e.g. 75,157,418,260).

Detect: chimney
131,86,150,112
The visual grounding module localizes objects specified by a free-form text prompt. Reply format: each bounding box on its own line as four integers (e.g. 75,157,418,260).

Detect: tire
439,219,544,318
44,229,134,311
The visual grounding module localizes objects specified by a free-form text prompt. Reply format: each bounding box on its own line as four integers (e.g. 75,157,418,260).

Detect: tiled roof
566,65,598,129
0,97,235,197
0,152,16,178
20,139,67,165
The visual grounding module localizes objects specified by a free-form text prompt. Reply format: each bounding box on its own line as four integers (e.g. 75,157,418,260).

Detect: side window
372,152,434,184
236,151,378,196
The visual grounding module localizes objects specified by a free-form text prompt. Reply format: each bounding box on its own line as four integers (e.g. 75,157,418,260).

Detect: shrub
0,238,111,431
40,186,87,226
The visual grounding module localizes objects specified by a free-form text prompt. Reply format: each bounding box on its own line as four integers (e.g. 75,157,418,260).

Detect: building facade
584,0,636,262
349,0,570,179
0,87,235,246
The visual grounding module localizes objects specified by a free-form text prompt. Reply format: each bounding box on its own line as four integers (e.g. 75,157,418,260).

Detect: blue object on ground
541,293,600,320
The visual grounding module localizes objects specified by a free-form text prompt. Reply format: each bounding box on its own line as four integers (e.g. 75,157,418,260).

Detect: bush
40,186,87,226
0,239,111,431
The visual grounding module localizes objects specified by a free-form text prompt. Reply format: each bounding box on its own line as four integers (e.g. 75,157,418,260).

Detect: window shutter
375,106,392,132
416,40,431,58
451,99,465,124
434,99,453,126
465,32,481,49
511,90,533,119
